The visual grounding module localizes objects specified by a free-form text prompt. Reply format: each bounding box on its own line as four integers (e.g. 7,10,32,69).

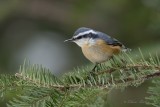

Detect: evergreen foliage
0,51,160,107
146,79,160,107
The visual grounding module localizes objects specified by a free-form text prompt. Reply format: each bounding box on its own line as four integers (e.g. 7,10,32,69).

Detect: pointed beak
64,38,74,42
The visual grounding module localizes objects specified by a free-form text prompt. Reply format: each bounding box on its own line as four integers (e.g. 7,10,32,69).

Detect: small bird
64,27,129,71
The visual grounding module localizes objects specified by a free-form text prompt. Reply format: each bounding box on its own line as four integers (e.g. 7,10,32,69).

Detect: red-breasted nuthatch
65,27,129,71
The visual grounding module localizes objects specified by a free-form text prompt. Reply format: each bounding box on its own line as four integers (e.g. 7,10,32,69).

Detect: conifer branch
14,63,160,90
0,51,159,107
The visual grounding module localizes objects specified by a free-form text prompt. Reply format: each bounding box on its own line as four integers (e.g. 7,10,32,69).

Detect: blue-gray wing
96,31,124,47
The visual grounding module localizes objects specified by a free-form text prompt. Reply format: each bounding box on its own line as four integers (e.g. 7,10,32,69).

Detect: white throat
74,38,96,47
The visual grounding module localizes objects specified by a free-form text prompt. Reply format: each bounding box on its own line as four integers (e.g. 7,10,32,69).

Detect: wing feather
96,32,123,47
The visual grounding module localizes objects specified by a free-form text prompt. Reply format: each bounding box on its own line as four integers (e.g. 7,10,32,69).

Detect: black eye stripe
74,33,97,40
83,34,88,38
74,36,82,40
77,36,82,39
75,35,87,40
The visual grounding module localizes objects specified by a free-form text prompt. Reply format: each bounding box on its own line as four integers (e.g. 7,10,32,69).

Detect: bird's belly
82,45,113,63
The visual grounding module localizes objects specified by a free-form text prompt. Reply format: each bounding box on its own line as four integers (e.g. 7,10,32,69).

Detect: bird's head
64,27,98,47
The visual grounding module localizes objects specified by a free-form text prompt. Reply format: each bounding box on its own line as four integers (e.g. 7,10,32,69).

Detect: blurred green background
0,0,160,107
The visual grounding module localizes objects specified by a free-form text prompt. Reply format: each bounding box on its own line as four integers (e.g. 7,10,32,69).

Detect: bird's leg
91,63,98,72
99,63,102,69
87,63,98,79
110,56,115,62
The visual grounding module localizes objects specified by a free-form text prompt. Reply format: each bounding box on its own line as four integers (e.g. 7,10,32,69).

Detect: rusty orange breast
81,39,121,63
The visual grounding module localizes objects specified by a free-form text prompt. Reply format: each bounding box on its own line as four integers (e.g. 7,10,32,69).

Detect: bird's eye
83,34,87,38
76,36,82,40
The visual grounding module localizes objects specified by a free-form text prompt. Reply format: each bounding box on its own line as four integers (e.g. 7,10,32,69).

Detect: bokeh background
0,0,160,107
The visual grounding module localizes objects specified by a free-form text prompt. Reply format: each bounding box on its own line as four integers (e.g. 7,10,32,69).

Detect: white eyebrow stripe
74,30,97,38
